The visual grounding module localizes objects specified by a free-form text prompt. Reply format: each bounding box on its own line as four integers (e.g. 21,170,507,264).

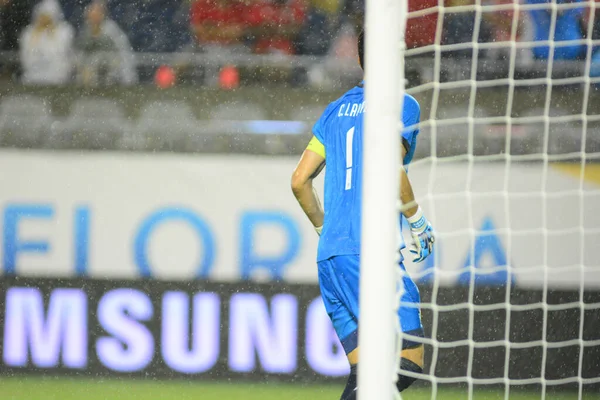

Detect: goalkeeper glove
315,225,322,236
407,207,435,263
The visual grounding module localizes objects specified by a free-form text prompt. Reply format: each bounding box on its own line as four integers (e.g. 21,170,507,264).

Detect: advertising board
1,277,599,388
0,150,598,288
0,277,347,380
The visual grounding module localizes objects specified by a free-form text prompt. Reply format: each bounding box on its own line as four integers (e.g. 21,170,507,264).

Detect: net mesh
395,1,600,398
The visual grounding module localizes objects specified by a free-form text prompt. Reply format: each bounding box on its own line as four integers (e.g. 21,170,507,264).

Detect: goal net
365,0,600,399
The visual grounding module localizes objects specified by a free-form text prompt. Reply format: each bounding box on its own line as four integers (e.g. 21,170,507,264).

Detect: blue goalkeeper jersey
312,83,421,262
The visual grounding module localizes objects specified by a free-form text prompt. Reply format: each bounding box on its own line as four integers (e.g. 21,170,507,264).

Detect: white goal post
360,0,600,399
359,0,407,399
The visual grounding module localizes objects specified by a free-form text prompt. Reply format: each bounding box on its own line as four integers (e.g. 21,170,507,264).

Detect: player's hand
407,208,435,263
315,225,323,236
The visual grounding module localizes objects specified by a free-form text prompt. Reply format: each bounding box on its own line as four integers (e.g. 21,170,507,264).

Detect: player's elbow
291,171,310,197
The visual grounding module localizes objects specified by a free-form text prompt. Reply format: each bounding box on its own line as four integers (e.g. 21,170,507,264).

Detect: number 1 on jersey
345,126,355,190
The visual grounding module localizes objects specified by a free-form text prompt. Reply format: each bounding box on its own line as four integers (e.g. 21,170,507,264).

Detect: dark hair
358,29,364,70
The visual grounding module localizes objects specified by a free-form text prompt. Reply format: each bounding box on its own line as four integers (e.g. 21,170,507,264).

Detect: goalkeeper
291,30,434,400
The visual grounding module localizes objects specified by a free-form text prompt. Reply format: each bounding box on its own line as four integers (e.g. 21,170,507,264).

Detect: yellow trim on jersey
306,136,326,158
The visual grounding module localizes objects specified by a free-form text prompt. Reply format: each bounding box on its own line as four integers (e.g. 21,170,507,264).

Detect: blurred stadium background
1,0,600,399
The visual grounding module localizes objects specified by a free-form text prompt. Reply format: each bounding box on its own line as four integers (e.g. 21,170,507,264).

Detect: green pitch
0,377,594,400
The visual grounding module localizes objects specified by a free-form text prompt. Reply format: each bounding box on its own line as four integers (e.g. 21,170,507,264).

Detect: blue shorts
317,254,424,354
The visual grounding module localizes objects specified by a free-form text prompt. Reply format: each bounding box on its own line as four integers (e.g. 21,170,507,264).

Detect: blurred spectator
443,0,536,62
246,0,307,55
581,0,600,47
243,0,308,86
189,0,248,51
526,0,586,60
443,0,493,58
0,0,35,51
594,3,600,41
75,0,137,86
295,0,342,55
175,0,250,85
595,8,600,42
340,0,363,29
339,0,438,49
313,0,340,15
482,0,534,62
586,1,600,77
406,0,438,49
19,0,74,85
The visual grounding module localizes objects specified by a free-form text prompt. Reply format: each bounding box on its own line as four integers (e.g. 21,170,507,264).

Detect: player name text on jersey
337,101,366,118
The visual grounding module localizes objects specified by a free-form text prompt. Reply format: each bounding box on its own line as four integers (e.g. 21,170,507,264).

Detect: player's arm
399,150,419,219
291,136,326,234
400,145,435,262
